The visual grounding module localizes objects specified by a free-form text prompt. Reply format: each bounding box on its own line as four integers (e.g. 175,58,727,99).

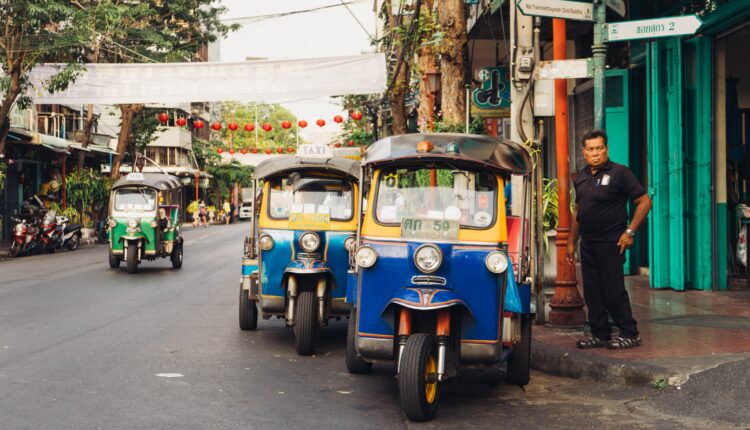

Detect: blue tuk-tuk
240,147,360,355
346,134,533,421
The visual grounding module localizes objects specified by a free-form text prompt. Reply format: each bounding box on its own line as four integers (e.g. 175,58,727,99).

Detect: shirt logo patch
601,174,611,186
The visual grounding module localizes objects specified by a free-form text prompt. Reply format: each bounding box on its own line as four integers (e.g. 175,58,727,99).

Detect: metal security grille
605,75,624,108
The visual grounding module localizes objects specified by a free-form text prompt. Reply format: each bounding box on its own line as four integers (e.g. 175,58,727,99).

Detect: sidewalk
532,275,750,387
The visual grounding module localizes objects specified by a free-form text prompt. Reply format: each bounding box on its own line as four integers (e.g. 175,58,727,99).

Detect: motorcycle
38,210,60,252
8,216,43,257
48,215,83,252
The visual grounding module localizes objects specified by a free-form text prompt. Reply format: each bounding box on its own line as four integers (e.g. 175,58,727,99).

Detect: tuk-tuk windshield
268,176,354,221
114,188,157,212
375,167,498,228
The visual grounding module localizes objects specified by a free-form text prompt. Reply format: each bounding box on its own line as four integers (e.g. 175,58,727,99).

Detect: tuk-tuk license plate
289,213,331,230
400,218,459,241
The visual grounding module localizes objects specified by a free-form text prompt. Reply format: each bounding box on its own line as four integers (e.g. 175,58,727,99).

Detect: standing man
566,130,652,350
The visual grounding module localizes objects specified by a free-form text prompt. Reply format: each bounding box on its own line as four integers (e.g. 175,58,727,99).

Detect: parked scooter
8,216,42,257
48,215,83,252
38,210,60,252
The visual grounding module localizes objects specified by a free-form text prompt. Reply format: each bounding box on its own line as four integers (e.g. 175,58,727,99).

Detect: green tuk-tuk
107,172,184,273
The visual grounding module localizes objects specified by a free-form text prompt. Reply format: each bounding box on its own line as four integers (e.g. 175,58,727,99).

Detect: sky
218,0,377,141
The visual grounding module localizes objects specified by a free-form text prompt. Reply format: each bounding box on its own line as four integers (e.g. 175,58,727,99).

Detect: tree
216,102,298,150
81,0,240,178
0,1,85,158
438,0,468,124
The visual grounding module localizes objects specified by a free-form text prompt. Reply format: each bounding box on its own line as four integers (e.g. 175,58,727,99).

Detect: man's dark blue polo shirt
573,160,646,242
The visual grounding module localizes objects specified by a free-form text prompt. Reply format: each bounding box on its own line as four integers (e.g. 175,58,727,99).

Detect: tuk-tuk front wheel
126,244,139,274
239,284,258,331
171,241,183,269
505,314,532,386
294,290,317,356
346,308,372,374
108,252,121,269
399,333,439,422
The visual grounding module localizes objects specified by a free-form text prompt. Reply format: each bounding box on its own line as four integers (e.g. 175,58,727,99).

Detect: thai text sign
289,213,331,230
607,15,702,42
517,0,593,22
401,218,459,241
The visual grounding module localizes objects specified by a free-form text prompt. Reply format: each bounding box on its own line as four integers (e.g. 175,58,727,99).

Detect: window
114,189,156,212
268,175,354,221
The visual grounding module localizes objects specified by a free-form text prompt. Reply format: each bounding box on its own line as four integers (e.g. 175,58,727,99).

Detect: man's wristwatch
626,228,636,237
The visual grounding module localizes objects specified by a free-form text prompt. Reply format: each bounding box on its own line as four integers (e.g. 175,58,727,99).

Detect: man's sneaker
576,336,607,349
606,336,642,350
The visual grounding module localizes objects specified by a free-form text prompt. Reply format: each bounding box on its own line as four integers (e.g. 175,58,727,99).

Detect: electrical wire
339,0,373,39
220,1,368,24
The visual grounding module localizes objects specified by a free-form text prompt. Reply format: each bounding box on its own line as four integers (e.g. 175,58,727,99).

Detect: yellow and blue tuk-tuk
240,146,360,355
346,134,533,421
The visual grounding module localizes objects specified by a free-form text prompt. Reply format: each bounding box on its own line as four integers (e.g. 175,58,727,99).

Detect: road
0,223,737,429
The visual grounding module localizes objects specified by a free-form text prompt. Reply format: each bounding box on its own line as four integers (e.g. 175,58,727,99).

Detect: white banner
22,53,386,105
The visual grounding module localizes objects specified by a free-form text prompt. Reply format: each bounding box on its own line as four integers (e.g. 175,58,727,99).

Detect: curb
531,339,680,387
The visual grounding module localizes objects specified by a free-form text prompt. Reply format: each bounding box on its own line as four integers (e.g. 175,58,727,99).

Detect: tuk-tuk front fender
283,258,332,275
383,287,474,321
119,234,148,244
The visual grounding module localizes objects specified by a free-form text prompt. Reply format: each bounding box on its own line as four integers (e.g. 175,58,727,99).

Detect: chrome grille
411,275,447,286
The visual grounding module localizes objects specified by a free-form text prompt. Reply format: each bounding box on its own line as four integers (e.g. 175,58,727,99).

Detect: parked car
239,201,253,220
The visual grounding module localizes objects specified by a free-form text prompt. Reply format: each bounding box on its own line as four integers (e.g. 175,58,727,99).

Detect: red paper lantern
158,113,168,123
193,119,204,129
262,123,272,132
211,122,222,131
228,122,239,131
347,140,355,147
287,147,294,153
333,115,343,123
281,120,292,129
240,148,248,154
176,117,187,127
252,148,258,154
316,119,326,127
229,148,236,155
351,111,363,121
264,148,272,154
217,147,224,154
244,123,255,132
335,142,342,148
298,120,308,128
276,148,283,154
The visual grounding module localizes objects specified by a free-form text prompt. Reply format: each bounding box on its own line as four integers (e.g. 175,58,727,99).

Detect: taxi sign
297,144,333,159
126,172,145,181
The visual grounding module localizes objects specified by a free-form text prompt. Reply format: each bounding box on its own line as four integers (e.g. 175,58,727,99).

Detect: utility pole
548,18,585,327
592,0,607,129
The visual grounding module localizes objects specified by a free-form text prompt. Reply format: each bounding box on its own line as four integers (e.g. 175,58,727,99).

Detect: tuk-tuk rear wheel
346,308,372,374
126,245,138,274
171,242,183,269
399,333,439,422
239,284,258,331
294,290,317,356
505,314,532,386
108,252,120,268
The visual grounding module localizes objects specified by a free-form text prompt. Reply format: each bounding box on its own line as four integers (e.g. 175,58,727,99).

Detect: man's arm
617,194,653,254
565,204,579,265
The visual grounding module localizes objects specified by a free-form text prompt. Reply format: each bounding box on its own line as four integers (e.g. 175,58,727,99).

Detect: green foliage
47,202,78,221
652,378,668,389
432,116,487,135
65,168,112,226
335,95,377,146
206,159,254,202
542,178,559,233
132,108,164,153
215,102,298,150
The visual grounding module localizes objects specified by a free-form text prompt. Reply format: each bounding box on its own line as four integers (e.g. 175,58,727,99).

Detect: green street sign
607,15,703,42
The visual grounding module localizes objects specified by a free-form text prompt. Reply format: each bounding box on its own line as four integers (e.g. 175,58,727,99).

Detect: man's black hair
581,129,608,147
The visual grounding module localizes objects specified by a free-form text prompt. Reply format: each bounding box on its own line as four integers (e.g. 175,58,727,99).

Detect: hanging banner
18,53,386,105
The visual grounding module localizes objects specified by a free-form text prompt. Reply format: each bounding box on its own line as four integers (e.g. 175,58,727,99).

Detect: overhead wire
220,1,368,24
339,0,373,39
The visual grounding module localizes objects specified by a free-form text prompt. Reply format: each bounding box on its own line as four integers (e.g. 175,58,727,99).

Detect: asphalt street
0,222,741,429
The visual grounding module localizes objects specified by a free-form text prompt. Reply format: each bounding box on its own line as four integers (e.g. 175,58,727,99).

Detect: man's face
582,136,609,169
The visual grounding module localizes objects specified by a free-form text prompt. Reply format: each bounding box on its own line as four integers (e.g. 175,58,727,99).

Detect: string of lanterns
157,111,365,155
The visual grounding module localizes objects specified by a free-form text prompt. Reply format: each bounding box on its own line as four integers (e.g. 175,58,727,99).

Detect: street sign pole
592,0,606,130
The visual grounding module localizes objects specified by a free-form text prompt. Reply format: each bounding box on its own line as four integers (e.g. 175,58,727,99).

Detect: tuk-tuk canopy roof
112,172,183,192
253,155,360,181
363,133,532,176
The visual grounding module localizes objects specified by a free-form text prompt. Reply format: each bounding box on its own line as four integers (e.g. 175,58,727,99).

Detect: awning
87,144,118,155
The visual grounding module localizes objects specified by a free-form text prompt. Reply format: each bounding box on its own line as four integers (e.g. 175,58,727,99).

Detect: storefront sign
472,67,510,110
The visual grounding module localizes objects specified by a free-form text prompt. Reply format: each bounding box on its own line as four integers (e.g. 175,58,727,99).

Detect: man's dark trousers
580,240,639,340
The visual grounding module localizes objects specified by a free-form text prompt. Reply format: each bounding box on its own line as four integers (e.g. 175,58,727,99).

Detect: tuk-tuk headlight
414,244,442,274
355,245,377,268
299,232,320,252
259,234,274,251
486,251,509,274
127,219,139,229
344,236,357,252
108,218,117,228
